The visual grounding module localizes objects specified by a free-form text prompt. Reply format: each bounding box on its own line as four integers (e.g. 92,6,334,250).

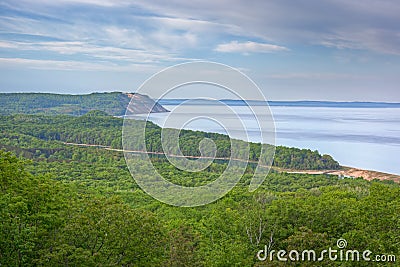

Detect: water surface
131,103,400,174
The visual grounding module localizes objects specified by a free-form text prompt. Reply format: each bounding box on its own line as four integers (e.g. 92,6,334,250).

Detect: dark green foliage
0,113,340,170
0,92,168,116
0,113,398,266
0,92,131,116
0,151,166,267
274,146,340,170
0,113,122,149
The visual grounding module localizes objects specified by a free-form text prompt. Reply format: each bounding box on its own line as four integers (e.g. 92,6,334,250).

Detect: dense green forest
0,112,339,170
1,112,399,266
0,92,167,116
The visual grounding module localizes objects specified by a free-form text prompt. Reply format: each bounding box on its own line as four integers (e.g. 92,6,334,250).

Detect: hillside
1,113,399,266
0,113,340,170
0,92,168,116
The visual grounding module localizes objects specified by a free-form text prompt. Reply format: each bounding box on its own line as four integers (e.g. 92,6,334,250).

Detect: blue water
132,103,400,174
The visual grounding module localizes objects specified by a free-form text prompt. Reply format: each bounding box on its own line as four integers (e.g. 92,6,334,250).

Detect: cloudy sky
0,0,399,101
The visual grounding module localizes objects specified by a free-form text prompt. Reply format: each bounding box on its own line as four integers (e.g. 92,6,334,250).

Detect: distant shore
158,99,400,108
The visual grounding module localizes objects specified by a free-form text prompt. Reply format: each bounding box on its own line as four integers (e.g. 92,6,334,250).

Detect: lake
130,101,400,175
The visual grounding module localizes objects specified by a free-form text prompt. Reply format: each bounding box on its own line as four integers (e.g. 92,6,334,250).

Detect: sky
0,0,399,101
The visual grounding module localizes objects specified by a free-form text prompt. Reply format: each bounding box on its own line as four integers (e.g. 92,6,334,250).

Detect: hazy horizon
2,91,400,104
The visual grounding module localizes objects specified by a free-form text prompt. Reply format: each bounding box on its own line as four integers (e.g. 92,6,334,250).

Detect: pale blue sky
0,0,399,101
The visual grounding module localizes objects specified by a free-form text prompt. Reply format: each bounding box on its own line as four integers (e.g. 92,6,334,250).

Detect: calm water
131,104,400,174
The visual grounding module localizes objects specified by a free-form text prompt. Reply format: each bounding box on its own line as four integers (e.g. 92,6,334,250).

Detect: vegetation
0,112,398,266
0,151,165,266
0,113,339,170
0,92,167,116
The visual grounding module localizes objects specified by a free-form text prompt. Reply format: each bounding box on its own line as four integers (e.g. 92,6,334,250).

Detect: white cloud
0,57,161,72
145,16,245,37
1,0,399,73
6,0,398,57
0,41,18,48
134,0,400,55
214,41,288,54
0,10,204,66
265,72,366,80
7,0,127,7
0,40,182,63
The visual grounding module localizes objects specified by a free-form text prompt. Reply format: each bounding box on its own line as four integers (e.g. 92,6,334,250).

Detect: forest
0,112,340,170
0,92,166,116
0,112,399,266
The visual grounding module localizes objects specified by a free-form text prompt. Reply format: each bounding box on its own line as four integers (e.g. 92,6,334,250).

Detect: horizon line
1,91,399,104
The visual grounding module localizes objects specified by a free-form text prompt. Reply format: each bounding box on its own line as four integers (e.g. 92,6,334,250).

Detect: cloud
320,28,400,55
0,40,188,64
214,41,288,54
4,0,399,57
0,0,399,99
145,16,245,38
265,72,366,80
0,57,161,72
134,0,400,55
0,9,201,70
4,0,127,8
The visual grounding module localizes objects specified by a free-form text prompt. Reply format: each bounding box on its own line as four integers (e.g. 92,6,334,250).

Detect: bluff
0,92,168,116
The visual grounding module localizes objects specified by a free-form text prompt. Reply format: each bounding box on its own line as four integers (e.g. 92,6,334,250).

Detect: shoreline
62,142,400,184
281,166,400,183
